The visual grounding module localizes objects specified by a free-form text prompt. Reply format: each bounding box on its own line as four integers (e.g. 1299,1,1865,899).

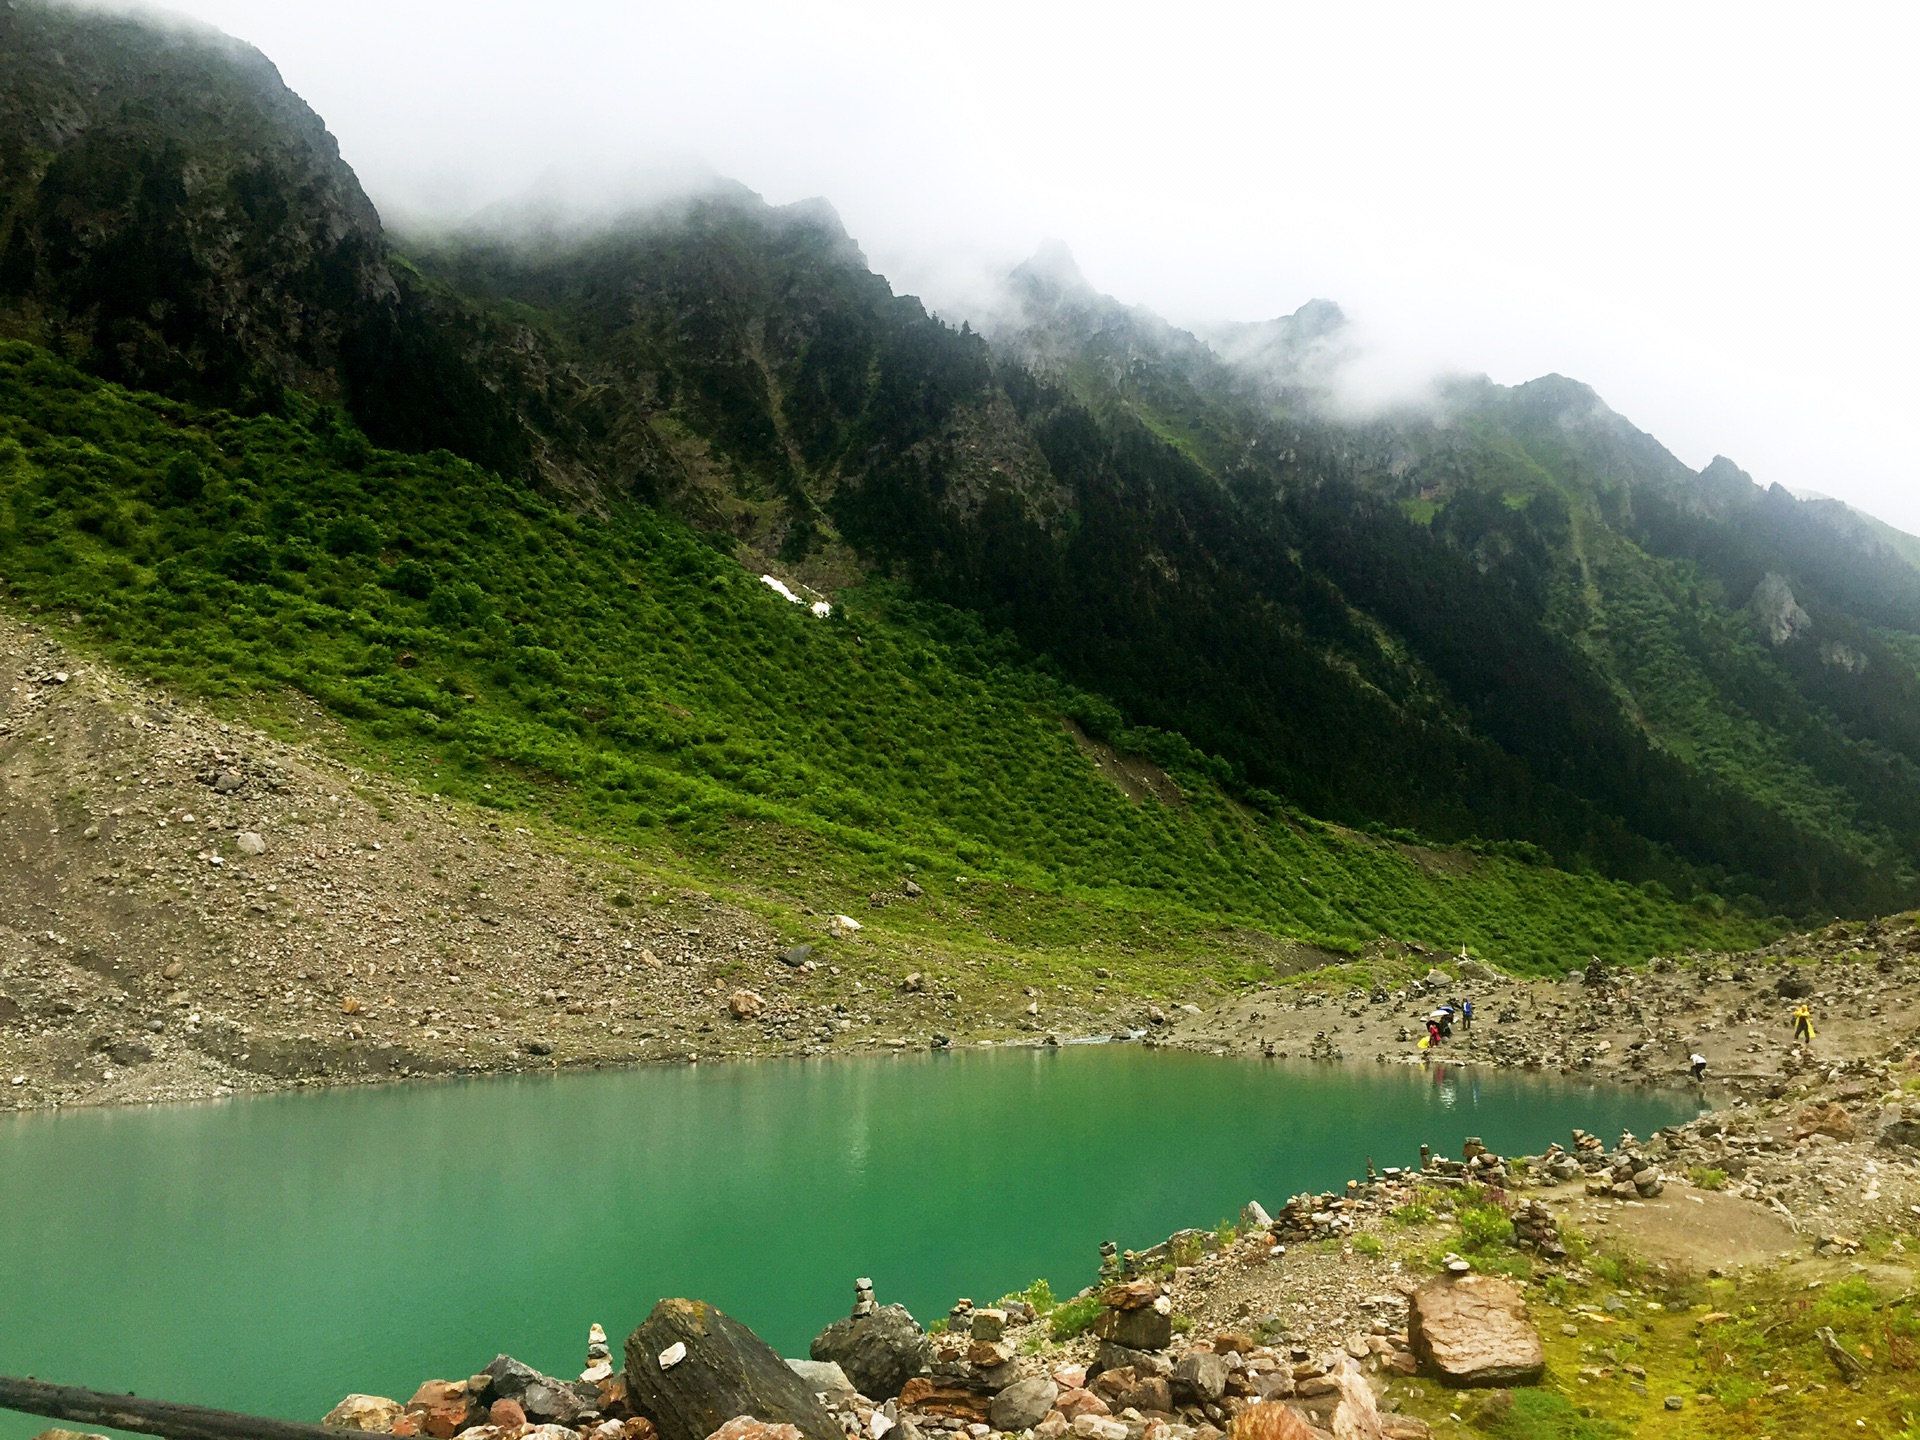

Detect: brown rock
1795,1102,1854,1141
1120,1377,1173,1414
967,1340,1014,1368
325,1396,405,1432
893,1380,991,1422
704,1421,803,1440
1101,1279,1162,1310
1211,1332,1257,1356
1224,1403,1317,1440
1407,1275,1545,1387
728,990,766,1020
596,1376,634,1419
622,1421,660,1440
488,1402,527,1431
1053,1389,1111,1420
389,1416,422,1438
1090,1368,1136,1403
408,1382,478,1440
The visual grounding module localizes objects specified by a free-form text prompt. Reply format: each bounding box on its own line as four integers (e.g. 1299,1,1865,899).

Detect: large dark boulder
809,1303,931,1400
625,1299,840,1440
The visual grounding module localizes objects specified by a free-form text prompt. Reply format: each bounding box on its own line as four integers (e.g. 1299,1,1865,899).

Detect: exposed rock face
626,1299,842,1440
1407,1275,1544,1387
1751,573,1813,646
809,1302,932,1399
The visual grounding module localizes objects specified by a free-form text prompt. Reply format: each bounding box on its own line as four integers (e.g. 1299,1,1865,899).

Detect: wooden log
0,1375,348,1440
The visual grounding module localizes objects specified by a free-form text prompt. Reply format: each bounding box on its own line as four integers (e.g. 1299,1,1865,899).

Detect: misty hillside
2,0,1918,966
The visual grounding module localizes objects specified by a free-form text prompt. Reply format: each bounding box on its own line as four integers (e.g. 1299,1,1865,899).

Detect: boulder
1878,1106,1920,1150
1407,1275,1544,1387
488,1402,527,1430
729,990,766,1020
236,831,267,855
1795,1103,1854,1141
626,1299,842,1440
809,1302,932,1400
1093,1304,1172,1352
324,1396,405,1431
1172,1352,1228,1404
989,1378,1059,1432
1776,972,1814,999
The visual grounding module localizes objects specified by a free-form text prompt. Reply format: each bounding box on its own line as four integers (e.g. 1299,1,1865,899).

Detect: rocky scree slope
0,607,1171,1111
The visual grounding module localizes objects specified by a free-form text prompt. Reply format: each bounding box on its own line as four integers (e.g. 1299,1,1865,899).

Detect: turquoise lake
0,1048,1702,1438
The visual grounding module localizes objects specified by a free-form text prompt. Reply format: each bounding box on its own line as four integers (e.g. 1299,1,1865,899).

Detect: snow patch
760,573,831,619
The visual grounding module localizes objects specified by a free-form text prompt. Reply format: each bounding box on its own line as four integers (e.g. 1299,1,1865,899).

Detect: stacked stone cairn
1509,1200,1565,1260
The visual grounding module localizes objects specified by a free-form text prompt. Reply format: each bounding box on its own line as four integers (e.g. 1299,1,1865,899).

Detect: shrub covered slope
6,0,1920,963
0,343,1771,969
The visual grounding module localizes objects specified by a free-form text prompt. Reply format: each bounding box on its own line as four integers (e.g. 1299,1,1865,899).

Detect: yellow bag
1417,1036,1431,1051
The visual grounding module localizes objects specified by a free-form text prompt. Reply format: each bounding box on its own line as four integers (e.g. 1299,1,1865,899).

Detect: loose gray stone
988,1378,1057,1432
1172,1353,1228,1404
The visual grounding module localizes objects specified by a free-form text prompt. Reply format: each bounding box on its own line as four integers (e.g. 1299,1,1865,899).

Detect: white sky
148,0,1920,531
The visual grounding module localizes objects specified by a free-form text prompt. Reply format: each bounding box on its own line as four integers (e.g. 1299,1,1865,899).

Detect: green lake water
0,1049,1699,1437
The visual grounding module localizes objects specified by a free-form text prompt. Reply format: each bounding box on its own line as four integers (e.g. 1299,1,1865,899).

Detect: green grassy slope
0,341,1772,971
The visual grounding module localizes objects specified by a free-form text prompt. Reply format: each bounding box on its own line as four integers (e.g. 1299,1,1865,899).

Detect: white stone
658,1341,687,1369
237,831,267,855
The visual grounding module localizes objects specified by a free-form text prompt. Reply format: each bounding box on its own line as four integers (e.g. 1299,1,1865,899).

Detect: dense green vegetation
0,341,1772,969
9,0,1920,961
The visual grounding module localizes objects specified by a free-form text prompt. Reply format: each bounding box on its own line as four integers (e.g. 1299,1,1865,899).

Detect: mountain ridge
3,0,1919,943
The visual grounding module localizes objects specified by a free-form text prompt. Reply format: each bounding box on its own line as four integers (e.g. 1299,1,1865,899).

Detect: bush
1170,1233,1207,1267
1687,1167,1728,1191
1049,1296,1102,1340
1352,1233,1384,1257
1456,1202,1515,1254
1001,1278,1055,1316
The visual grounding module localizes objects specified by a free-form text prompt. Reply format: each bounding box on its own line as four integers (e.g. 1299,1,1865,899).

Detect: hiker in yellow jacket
1791,1002,1815,1044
